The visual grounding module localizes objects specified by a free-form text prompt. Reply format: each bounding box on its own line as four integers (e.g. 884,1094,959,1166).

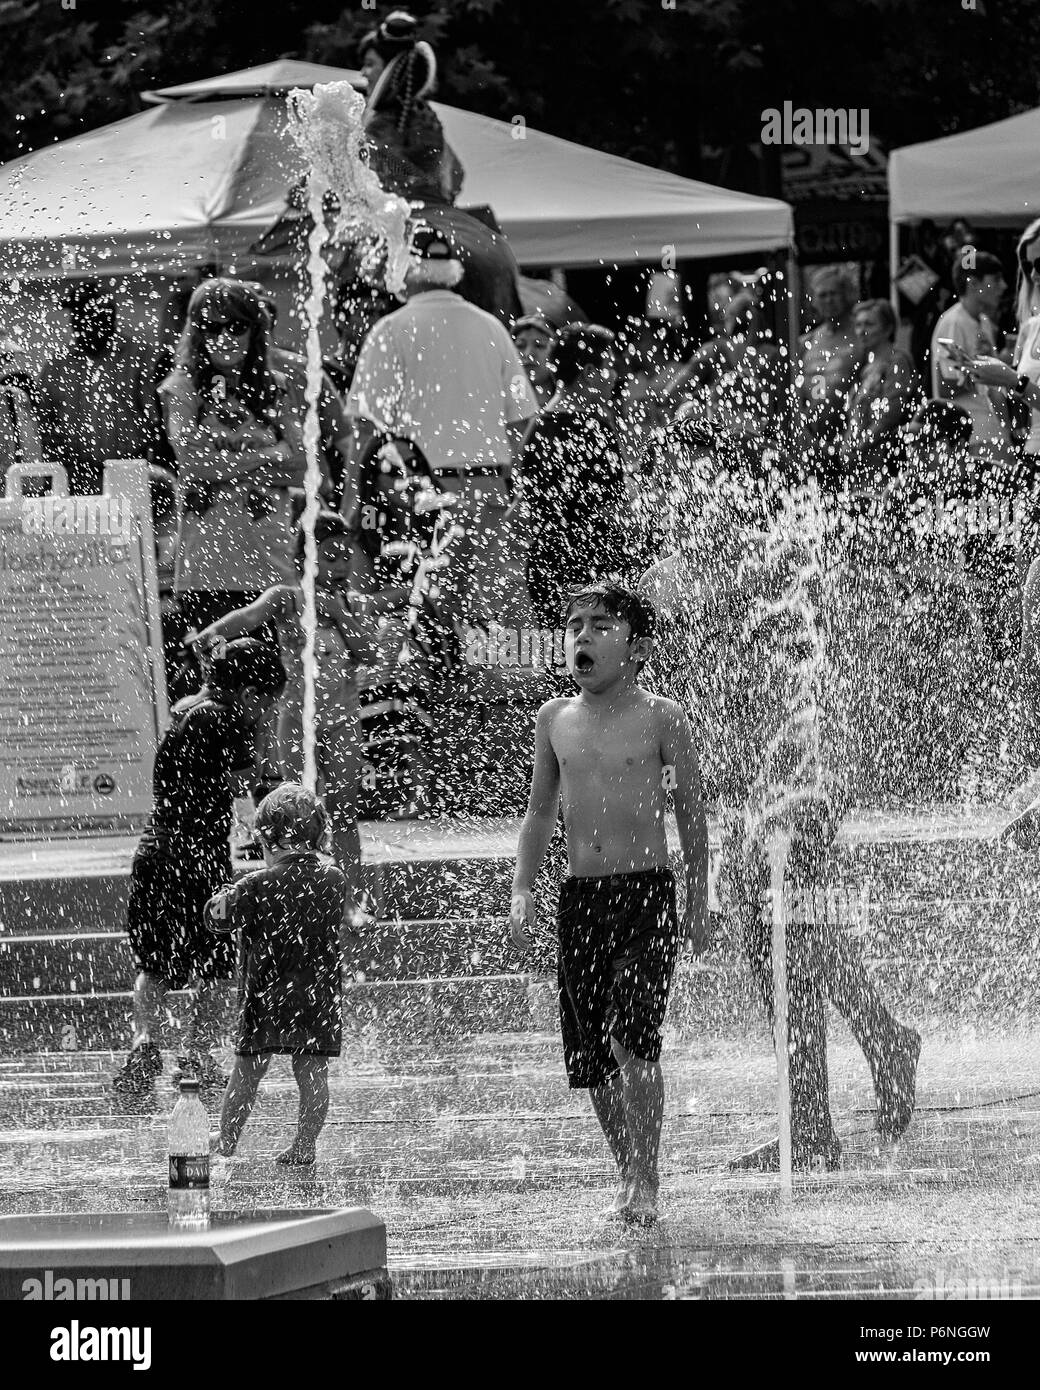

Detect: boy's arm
320,592,379,665
193,587,285,646
509,700,563,950
204,871,261,936
659,698,710,954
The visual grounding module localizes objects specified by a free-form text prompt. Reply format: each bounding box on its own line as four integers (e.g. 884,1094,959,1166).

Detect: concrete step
3,949,1040,1054
3,899,1039,1006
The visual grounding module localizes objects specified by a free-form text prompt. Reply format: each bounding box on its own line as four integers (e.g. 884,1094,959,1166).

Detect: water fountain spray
286,81,412,790
742,479,833,1199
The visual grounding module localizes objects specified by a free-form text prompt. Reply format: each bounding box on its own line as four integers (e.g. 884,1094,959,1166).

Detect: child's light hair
255,782,328,852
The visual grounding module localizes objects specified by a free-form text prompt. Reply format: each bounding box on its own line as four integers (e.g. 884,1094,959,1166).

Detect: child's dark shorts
557,867,681,1089
126,843,237,991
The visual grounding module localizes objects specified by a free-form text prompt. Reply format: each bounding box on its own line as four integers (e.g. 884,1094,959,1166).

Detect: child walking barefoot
509,581,710,1225
207,783,348,1165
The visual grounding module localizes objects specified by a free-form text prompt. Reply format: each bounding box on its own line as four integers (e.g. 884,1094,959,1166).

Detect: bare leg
132,971,166,1047
589,1073,633,1210
610,1036,664,1224
278,1055,329,1164
218,1053,270,1155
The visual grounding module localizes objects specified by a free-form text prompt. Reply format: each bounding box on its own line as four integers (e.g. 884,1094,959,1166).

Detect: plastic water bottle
168,1078,210,1229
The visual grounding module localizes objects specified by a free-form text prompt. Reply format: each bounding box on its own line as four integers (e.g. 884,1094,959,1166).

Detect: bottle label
169,1155,210,1190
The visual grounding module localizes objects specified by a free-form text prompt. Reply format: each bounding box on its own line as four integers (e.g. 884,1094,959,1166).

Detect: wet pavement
2,1028,1039,1299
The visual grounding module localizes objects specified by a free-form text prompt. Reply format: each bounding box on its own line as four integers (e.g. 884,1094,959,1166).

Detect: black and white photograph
0,0,1038,1344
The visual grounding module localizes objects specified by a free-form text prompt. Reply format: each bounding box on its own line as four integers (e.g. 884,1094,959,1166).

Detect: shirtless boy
509,581,709,1224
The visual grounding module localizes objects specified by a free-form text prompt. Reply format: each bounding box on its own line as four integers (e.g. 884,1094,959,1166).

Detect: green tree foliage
2,0,1039,188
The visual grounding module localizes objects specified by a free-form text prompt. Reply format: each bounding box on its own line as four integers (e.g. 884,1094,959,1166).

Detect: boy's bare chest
553,714,660,783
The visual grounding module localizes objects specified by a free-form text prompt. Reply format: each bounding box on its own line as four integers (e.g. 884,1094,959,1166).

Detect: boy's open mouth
574,651,595,673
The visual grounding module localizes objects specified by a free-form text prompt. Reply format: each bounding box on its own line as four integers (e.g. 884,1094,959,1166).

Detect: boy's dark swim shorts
556,867,680,1088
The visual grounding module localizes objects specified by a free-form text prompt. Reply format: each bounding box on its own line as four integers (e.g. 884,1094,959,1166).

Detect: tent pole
889,218,900,317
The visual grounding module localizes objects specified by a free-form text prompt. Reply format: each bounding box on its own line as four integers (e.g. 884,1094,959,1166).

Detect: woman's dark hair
208,638,286,700
552,324,616,387
951,250,1004,300
175,279,281,428
348,433,444,568
255,782,328,851
293,510,353,572
563,581,656,644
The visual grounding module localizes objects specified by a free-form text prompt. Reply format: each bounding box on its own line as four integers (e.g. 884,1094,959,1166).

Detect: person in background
795,267,863,480
0,340,43,482
675,289,784,449
962,225,1040,489
930,250,1011,465
39,280,162,495
518,324,634,629
345,226,537,625
616,321,690,440
160,278,335,638
512,313,557,412
843,298,922,483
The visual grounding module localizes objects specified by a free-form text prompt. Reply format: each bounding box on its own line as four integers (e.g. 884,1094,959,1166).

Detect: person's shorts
126,844,237,991
557,867,680,1088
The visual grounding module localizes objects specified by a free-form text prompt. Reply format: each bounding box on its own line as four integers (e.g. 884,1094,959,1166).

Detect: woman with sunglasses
159,278,336,637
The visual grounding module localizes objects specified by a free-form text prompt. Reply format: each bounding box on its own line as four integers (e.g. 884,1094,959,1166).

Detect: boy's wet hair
294,510,352,572
255,782,329,851
563,581,656,646
208,638,287,700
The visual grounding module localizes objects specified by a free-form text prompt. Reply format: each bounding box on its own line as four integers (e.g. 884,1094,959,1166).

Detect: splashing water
286,81,413,789
742,479,833,844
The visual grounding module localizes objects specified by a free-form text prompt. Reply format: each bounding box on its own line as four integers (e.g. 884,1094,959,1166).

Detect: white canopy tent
889,106,1040,227
887,107,1040,307
0,60,794,278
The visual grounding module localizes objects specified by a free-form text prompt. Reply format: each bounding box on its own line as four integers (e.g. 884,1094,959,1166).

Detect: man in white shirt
930,251,1010,458
345,226,537,620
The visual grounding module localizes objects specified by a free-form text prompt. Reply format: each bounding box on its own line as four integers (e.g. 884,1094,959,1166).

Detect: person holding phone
929,252,1010,461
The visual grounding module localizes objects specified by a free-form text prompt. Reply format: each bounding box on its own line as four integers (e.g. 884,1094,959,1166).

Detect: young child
207,783,349,1165
193,512,410,913
112,638,288,1094
509,581,710,1225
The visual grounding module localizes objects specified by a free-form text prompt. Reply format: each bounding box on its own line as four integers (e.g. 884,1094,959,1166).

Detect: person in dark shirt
39,281,162,496
519,324,634,628
208,784,349,1166
112,639,287,1096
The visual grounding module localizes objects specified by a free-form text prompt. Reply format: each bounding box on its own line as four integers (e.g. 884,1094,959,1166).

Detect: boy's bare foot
600,1176,633,1219
620,1176,659,1227
275,1140,316,1166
